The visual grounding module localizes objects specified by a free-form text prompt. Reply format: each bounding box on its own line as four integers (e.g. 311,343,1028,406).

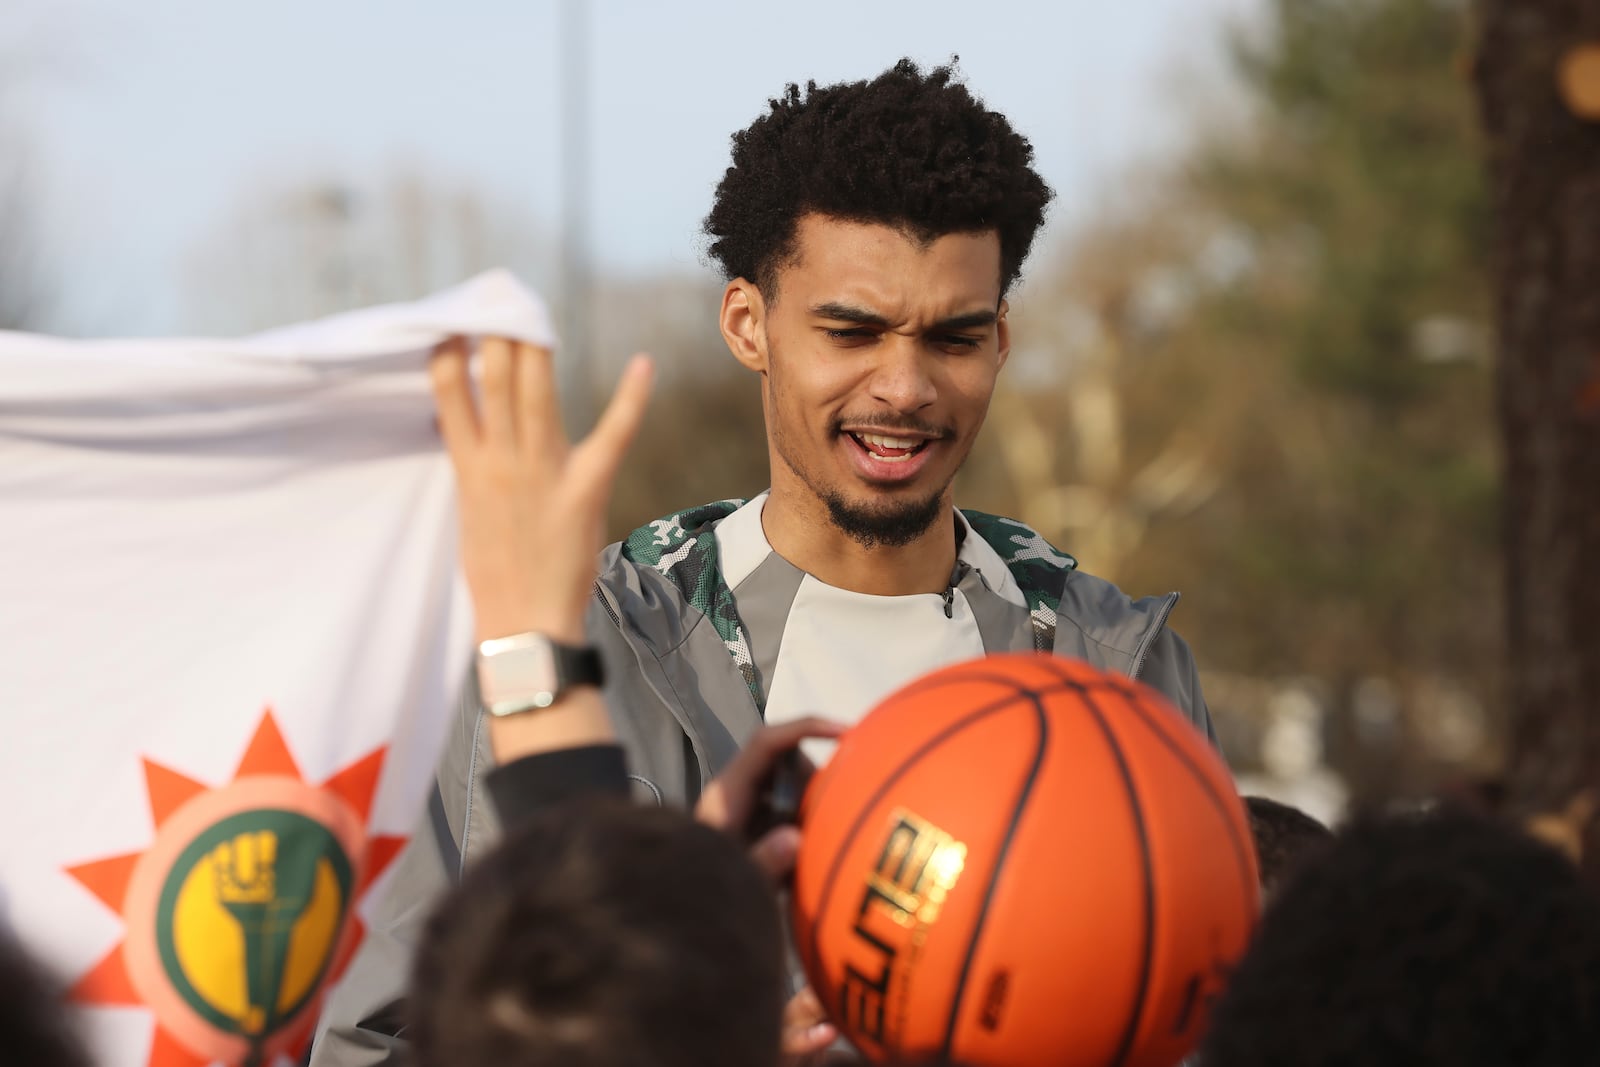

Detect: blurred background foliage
960,0,1499,808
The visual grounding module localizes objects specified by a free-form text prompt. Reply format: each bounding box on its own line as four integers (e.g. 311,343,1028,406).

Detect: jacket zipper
943,559,969,619
593,580,623,630
1128,591,1179,681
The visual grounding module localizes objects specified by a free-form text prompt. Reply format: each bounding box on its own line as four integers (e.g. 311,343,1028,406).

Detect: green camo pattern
958,509,1078,651
622,499,758,703
622,500,1078,710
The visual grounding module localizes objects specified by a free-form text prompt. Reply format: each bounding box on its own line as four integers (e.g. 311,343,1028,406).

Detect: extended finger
748,825,801,886
784,986,826,1029
785,1020,839,1059
575,354,655,485
717,716,847,800
429,338,479,456
513,342,566,454
478,337,518,449
782,987,839,1058
696,717,847,833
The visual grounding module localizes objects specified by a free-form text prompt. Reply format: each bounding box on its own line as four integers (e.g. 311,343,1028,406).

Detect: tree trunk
1473,1,1600,874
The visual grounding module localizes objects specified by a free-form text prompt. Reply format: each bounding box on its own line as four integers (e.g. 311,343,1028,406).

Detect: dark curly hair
409,800,785,1067
1244,795,1333,896
704,59,1053,298
1202,808,1600,1067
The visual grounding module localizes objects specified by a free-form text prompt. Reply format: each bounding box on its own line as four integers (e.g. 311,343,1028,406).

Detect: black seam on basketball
1039,657,1257,926
797,672,1041,838
1113,689,1258,924
881,667,1069,707
806,688,1030,981
805,679,1079,1032
937,694,1050,1062
1033,654,1135,694
1078,685,1156,1067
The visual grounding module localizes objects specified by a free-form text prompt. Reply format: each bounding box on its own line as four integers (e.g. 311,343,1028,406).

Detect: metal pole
559,0,593,429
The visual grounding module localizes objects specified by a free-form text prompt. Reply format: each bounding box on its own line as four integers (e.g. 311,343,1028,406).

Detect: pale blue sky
7,0,1257,335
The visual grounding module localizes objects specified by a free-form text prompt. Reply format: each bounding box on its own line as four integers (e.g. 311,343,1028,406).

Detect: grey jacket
309,503,1214,1065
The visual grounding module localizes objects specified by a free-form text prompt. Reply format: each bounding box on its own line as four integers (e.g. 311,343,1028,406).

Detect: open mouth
846,431,932,463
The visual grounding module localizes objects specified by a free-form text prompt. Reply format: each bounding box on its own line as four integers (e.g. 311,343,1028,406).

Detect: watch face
478,634,558,716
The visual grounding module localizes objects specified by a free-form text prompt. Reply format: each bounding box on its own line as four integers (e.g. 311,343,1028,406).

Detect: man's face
753,215,1009,547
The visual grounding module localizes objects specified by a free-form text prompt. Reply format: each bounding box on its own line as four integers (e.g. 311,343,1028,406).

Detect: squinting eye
939,335,982,349
825,328,874,341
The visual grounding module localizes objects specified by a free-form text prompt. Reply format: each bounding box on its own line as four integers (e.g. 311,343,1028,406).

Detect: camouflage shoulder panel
960,510,1078,653
620,498,761,709
621,498,746,573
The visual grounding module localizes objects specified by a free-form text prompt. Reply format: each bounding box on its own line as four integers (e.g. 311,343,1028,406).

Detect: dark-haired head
1203,807,1600,1067
409,801,786,1067
710,61,1052,550
1244,795,1332,899
705,58,1052,300
0,929,93,1067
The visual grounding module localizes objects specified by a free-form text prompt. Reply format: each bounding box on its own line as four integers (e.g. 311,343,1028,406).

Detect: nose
867,339,938,414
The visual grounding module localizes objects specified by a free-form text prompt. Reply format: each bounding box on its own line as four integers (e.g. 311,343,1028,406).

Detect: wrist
474,613,586,647
487,688,615,764
476,627,603,725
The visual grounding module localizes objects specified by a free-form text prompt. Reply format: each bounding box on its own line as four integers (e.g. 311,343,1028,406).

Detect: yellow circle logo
158,810,351,1051
66,712,406,1067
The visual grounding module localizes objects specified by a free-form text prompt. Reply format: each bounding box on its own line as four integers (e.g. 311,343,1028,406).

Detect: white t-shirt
714,493,1026,762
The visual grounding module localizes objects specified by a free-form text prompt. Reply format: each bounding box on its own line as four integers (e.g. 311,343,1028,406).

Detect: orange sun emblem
66,709,406,1067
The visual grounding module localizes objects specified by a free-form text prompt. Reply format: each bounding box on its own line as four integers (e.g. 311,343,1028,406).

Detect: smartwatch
476,632,604,717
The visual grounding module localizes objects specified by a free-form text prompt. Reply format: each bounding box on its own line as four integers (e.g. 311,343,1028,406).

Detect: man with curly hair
313,59,1216,1065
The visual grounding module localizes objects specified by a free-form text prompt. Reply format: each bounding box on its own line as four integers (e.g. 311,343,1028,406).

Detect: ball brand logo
841,808,967,1048
65,711,405,1067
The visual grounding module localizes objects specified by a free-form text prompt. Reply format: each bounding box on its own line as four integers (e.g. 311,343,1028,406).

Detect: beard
771,403,954,549
819,485,946,549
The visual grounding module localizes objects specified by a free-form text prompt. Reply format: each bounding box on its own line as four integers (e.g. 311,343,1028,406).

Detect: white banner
0,271,552,1067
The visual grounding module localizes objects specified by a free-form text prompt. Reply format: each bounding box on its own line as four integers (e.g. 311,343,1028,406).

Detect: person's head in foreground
1244,795,1333,900
1201,807,1600,1067
706,58,1053,549
0,929,92,1067
408,802,786,1067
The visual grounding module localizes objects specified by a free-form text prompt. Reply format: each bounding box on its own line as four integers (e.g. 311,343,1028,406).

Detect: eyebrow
810,302,998,333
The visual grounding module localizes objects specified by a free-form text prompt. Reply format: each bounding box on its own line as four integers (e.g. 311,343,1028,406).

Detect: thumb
748,825,802,885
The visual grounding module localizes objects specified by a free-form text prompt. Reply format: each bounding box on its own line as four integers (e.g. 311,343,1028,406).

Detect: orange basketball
791,653,1259,1067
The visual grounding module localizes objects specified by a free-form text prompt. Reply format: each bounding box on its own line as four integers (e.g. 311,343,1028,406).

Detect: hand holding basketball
696,717,847,883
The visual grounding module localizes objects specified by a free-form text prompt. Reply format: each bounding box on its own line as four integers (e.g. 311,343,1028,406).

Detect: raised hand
429,338,654,645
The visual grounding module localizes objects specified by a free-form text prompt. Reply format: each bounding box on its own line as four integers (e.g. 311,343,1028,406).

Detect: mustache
831,415,952,439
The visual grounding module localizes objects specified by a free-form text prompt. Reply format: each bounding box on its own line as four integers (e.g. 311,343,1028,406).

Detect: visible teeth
858,432,921,450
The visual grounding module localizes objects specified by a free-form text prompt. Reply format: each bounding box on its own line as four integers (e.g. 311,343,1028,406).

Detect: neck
760,479,958,596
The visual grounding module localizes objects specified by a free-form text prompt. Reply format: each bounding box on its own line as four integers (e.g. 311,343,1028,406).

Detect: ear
995,298,1012,373
720,280,769,374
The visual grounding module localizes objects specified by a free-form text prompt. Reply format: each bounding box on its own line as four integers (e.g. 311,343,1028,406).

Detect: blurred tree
185,169,555,334
594,272,770,536
976,199,1224,586
189,166,771,540
1473,0,1600,857
1182,0,1499,794
963,0,1502,800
